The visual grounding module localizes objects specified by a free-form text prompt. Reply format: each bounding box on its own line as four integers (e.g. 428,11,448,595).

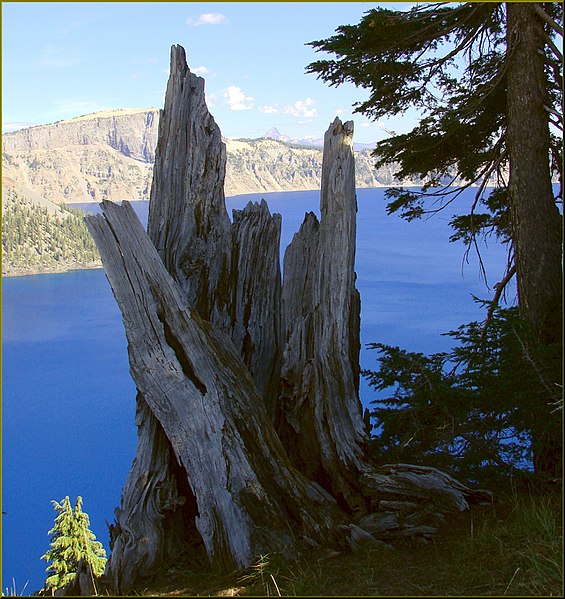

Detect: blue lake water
1,188,513,592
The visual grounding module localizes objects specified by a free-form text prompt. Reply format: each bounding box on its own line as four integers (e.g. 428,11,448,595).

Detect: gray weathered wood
86,200,341,592
277,118,368,510
147,45,232,325
86,44,492,594
100,46,288,591
230,199,282,405
363,463,493,512
104,396,200,593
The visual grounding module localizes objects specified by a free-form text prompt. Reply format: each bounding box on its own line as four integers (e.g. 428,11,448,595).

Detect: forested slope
2,184,100,276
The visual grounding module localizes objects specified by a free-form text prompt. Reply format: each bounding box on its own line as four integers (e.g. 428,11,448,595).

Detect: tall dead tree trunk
277,118,368,510
100,48,288,592
146,46,232,325
88,45,491,594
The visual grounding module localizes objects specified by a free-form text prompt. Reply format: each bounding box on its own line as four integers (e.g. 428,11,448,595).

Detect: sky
2,1,419,143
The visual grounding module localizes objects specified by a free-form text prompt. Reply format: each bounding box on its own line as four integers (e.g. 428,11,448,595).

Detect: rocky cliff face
2,109,158,205
2,108,407,205
2,108,159,162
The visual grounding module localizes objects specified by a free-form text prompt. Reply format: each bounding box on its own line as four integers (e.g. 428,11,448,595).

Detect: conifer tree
307,2,562,339
41,496,107,592
308,1,563,476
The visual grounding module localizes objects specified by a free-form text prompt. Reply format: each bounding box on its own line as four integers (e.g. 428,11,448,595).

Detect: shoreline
26,182,396,208
2,262,103,279
1,184,437,279
3,188,370,279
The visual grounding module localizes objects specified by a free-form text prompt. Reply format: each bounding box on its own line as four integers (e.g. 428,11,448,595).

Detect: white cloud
259,98,318,118
191,65,209,76
259,104,279,114
223,86,254,111
37,45,80,69
283,98,317,118
187,13,229,26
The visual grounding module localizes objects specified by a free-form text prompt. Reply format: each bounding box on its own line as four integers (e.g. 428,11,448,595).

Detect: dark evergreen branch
480,264,517,341
463,144,508,286
534,2,564,36
422,23,484,75
401,3,482,49
547,115,563,132
457,430,515,470
400,16,496,112
512,326,561,402
549,142,563,198
544,104,564,127
467,233,489,287
416,137,506,222
542,31,563,63
540,51,564,89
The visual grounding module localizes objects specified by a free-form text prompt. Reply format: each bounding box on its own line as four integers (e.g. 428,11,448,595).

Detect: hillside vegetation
2,187,101,276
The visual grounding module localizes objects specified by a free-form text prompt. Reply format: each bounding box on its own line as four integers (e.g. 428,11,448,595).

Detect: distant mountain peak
263,127,318,146
263,127,281,139
262,126,375,151
263,127,292,142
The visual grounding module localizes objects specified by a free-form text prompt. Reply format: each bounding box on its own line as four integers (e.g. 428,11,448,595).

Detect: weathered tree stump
87,199,344,591
277,117,367,511
86,45,491,594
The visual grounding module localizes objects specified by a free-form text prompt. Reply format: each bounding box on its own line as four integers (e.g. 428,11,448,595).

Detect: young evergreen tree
41,496,107,592
364,305,562,480
308,2,562,476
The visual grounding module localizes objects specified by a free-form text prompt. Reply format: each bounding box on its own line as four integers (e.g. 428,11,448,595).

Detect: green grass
463,492,563,596
121,487,562,597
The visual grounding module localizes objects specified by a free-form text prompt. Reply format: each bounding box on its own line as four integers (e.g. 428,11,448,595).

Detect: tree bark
506,2,563,476
506,2,562,343
277,118,368,511
88,44,492,594
87,200,343,592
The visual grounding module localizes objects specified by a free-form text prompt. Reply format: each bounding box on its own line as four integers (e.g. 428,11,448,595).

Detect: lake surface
1,188,513,592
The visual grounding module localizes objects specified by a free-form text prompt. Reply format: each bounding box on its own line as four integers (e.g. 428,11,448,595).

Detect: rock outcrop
2,109,158,206
2,108,159,162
